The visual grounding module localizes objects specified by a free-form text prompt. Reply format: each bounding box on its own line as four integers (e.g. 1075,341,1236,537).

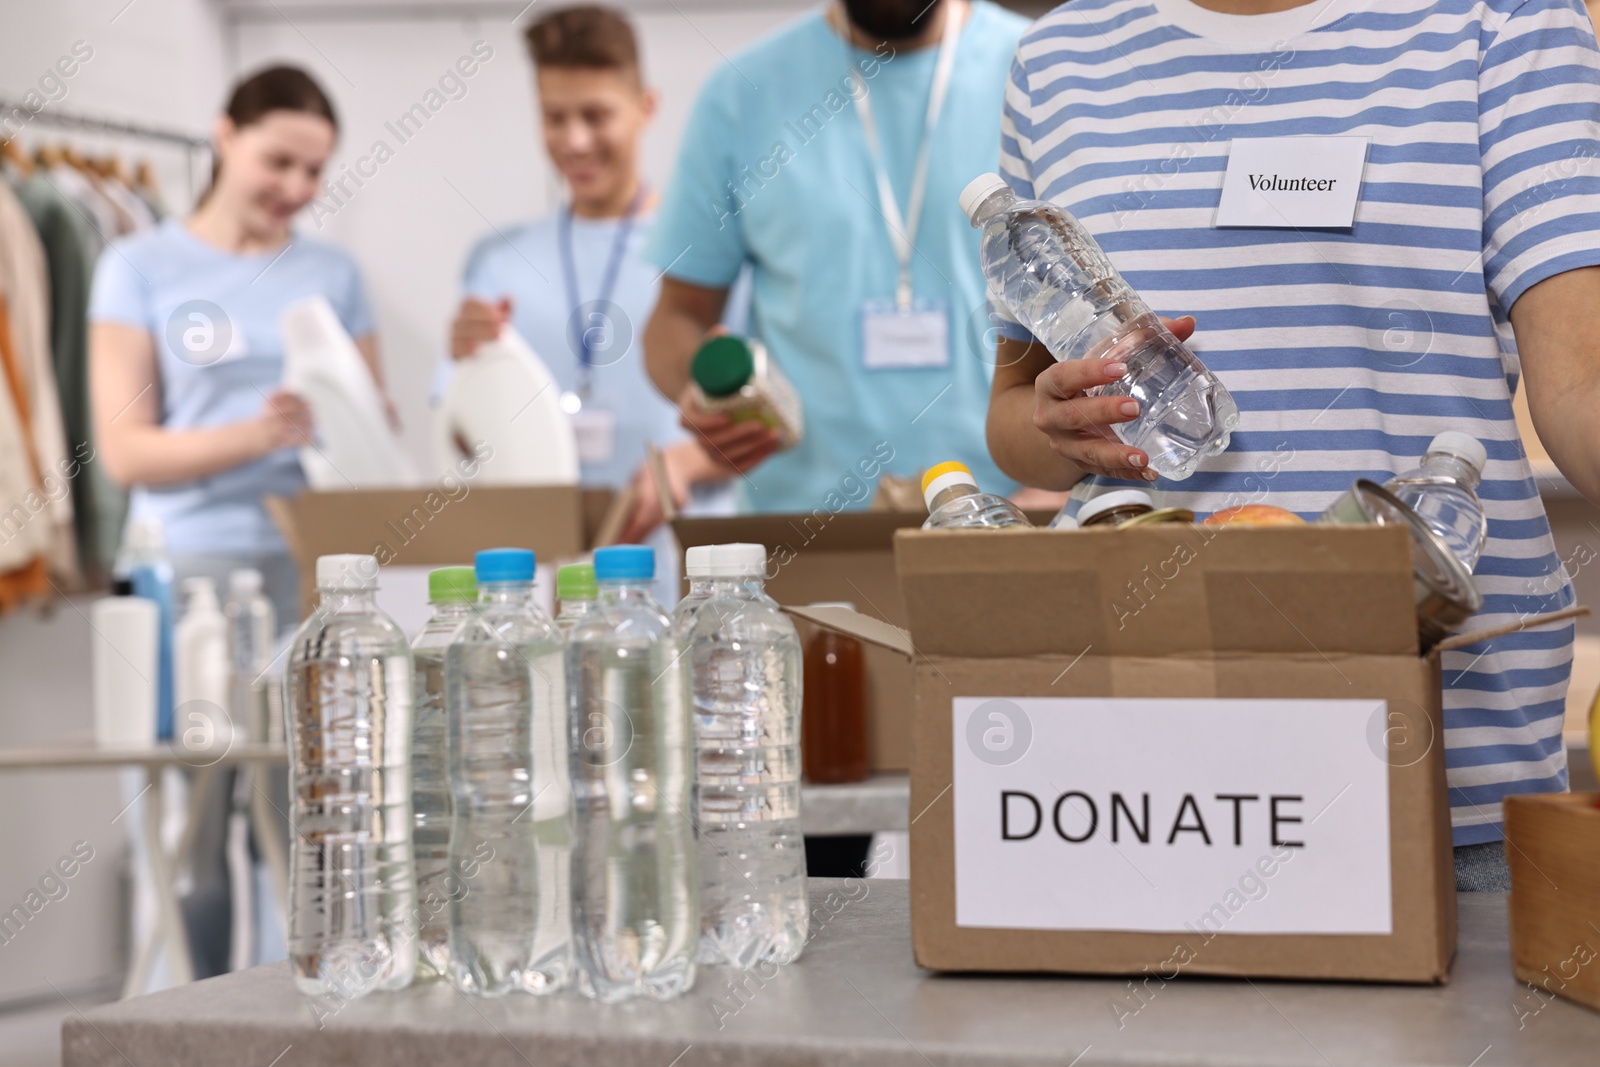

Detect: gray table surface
62,879,1600,1067
801,772,907,835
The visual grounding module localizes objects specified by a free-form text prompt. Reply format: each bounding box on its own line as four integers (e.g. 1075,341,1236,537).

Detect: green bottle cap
427,566,477,603
690,336,755,398
557,562,598,601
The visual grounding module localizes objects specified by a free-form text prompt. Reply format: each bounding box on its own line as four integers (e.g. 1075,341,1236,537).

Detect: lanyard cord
558,183,648,389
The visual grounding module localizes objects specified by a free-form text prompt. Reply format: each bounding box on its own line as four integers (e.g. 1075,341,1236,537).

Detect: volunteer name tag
951,696,1393,935
1215,136,1368,229
572,407,616,466
862,299,950,370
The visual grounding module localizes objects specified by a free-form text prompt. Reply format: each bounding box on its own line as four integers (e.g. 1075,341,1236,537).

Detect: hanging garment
0,177,80,584
0,293,54,609
16,170,123,580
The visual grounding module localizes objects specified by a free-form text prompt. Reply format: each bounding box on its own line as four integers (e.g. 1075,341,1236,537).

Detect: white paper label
572,407,617,466
862,300,950,370
1215,137,1368,229
951,696,1393,935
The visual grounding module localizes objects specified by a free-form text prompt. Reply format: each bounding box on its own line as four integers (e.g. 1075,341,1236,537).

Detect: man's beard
841,0,945,42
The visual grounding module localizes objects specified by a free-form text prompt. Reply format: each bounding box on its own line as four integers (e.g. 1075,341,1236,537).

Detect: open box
791,523,1577,983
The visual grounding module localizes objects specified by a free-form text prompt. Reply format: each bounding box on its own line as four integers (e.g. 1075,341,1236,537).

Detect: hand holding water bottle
1028,315,1197,484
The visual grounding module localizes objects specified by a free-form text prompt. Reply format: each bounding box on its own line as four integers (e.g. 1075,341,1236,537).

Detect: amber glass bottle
802,603,869,784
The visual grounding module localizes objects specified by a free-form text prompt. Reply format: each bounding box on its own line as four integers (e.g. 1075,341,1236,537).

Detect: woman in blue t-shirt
90,65,393,625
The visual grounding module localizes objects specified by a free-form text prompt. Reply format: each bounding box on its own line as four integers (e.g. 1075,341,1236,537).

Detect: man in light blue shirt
643,0,1030,514
446,5,728,541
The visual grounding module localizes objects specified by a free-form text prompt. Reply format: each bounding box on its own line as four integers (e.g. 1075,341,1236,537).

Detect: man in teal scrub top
643,0,1030,513
446,5,729,542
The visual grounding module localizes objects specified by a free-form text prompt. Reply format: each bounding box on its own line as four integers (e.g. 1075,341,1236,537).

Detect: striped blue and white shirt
998,0,1600,844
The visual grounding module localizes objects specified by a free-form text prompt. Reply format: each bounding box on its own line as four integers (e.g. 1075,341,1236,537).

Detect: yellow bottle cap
921,462,971,494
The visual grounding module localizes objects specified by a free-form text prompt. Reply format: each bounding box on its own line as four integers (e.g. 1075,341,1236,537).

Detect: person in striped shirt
985,0,1600,890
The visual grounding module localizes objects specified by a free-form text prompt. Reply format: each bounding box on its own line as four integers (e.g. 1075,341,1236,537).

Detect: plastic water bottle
174,577,231,749
445,549,569,995
960,173,1239,480
408,566,476,980
922,461,1031,529
1384,432,1489,571
672,545,715,624
567,545,698,1001
114,518,174,740
285,554,416,998
555,563,597,637
688,543,807,968
225,569,277,743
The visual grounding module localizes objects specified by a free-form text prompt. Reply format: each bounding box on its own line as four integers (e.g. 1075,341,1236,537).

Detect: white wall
0,0,231,1001
231,1,812,464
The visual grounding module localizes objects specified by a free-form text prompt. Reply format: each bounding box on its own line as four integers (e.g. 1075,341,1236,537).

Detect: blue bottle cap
475,547,535,583
593,545,654,582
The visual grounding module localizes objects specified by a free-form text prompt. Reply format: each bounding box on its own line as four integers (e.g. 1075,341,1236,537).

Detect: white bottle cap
1426,432,1487,473
229,568,263,595
685,545,714,578
709,542,767,578
959,172,1012,223
123,517,166,556
182,576,218,609
316,553,379,590
1078,489,1155,526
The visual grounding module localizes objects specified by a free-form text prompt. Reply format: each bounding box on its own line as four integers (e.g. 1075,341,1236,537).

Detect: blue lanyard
558,186,646,395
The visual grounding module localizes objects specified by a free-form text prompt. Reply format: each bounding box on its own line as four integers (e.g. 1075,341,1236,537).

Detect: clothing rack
0,101,210,150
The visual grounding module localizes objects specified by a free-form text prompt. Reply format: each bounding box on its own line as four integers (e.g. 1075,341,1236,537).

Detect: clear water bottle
960,173,1239,480
672,545,716,625
568,545,698,1001
445,548,569,995
408,566,476,980
285,553,416,998
1384,432,1489,571
689,543,807,968
922,461,1031,529
555,562,598,638
225,569,276,743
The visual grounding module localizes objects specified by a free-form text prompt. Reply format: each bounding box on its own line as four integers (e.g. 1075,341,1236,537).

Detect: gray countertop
62,879,1600,1067
801,772,907,835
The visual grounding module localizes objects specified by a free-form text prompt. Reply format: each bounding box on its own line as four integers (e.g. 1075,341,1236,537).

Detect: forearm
664,438,730,489
1511,267,1600,502
102,421,270,488
987,381,1088,491
643,303,707,400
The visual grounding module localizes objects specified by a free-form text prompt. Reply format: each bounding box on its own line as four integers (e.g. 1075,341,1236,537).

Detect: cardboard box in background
1505,792,1600,1015
267,486,618,624
797,524,1462,983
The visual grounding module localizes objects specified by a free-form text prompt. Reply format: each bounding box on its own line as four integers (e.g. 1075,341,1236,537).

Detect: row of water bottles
284,541,807,1005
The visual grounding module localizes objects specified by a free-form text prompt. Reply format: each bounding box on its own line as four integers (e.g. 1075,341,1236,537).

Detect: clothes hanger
0,136,34,178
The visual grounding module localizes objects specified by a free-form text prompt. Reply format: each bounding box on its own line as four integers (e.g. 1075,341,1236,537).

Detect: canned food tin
1118,508,1196,528
1318,479,1482,651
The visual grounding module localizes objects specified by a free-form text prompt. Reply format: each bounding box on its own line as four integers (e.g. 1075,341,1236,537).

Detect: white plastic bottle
922,462,1031,529
445,549,569,995
961,173,1238,480
409,566,477,980
567,545,698,1001
689,543,807,968
115,518,175,740
174,577,232,750
285,554,416,999
224,569,277,743
91,579,159,747
1384,432,1489,571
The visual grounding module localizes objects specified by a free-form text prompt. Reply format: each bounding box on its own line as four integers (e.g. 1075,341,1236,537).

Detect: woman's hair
204,64,338,200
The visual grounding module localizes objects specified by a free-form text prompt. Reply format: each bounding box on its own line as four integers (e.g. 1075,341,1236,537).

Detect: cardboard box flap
783,604,914,657
893,525,1419,660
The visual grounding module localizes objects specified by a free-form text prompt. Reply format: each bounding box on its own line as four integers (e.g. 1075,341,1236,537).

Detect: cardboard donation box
1505,792,1600,1015
267,486,619,613
795,524,1461,983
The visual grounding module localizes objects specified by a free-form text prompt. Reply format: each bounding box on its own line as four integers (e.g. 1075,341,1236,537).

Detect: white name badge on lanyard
1215,136,1369,229
862,299,950,370
571,406,617,466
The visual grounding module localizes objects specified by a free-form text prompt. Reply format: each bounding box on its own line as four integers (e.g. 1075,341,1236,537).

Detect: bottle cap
1078,489,1155,526
123,517,166,556
316,554,378,590
111,577,135,596
685,545,714,578
557,563,597,601
959,172,1011,223
709,542,766,578
594,544,654,582
228,568,263,595
691,336,755,398
922,461,977,511
428,566,477,603
1426,432,1487,472
475,548,535,584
